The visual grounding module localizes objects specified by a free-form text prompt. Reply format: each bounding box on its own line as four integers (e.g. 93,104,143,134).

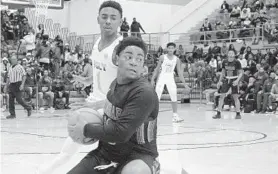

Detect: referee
5,55,32,119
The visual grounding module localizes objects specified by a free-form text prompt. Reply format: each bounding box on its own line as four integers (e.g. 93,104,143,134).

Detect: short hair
116,37,147,57
99,1,123,18
166,42,176,48
228,49,236,55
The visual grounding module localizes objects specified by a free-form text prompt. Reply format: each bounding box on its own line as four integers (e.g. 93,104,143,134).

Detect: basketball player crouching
151,42,191,122
68,37,160,174
213,50,243,119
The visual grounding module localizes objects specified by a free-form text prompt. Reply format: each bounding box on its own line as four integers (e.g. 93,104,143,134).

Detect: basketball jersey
159,54,177,77
90,36,123,101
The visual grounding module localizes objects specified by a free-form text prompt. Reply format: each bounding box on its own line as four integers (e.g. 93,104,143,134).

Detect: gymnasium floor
1,103,278,174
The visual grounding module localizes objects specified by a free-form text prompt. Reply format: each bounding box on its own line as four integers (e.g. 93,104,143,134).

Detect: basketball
67,108,103,145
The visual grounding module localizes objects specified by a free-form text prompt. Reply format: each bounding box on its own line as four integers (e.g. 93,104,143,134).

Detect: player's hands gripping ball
67,108,103,145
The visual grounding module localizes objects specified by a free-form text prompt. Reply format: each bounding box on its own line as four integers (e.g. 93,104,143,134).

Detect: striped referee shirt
8,64,26,83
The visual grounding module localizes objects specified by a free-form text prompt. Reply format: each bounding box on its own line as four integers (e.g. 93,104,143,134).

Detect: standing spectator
78,58,93,96
51,38,64,78
130,17,145,38
5,56,32,119
120,17,129,38
256,72,276,113
35,35,51,70
36,24,45,39
19,18,31,39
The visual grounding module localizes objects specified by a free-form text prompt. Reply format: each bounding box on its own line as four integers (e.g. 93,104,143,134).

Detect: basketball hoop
32,0,51,17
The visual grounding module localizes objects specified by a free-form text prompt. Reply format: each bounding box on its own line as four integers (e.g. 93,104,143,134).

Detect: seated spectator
215,22,229,40
52,76,70,110
269,77,278,111
254,66,269,92
209,55,218,70
242,67,251,84
256,72,276,113
63,58,76,76
220,1,230,13
221,42,228,58
211,42,221,55
238,80,248,109
38,70,54,112
238,54,247,68
20,29,35,53
23,67,36,108
243,76,256,112
177,45,184,58
243,46,254,59
240,8,251,21
200,18,212,41
228,44,237,55
194,62,205,88
230,5,241,18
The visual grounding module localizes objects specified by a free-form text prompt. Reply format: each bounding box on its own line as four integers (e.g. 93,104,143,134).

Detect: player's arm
72,99,106,111
217,67,226,88
83,88,156,143
176,58,190,90
151,56,163,84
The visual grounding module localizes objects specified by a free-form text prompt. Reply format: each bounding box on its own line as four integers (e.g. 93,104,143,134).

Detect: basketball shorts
67,149,160,174
220,78,239,94
156,76,177,102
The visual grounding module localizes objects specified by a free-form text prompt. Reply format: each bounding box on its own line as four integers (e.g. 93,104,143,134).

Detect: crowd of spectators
1,9,93,112
198,0,278,44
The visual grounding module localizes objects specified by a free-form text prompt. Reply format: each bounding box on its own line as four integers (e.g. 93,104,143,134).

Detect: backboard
1,0,64,9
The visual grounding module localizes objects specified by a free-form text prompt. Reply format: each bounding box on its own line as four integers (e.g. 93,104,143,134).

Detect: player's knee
121,160,151,174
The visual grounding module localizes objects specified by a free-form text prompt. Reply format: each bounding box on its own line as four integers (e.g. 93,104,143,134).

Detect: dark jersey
222,59,242,77
84,77,159,162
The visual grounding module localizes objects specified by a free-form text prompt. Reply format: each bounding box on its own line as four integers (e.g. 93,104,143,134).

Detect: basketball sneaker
172,113,184,123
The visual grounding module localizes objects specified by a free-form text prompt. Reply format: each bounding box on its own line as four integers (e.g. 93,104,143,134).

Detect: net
32,0,51,17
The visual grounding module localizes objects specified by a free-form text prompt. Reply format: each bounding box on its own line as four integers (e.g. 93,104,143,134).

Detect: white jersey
89,36,123,101
159,54,177,77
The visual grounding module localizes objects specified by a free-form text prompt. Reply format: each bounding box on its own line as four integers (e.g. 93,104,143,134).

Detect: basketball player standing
151,42,191,123
213,50,243,119
37,1,124,173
